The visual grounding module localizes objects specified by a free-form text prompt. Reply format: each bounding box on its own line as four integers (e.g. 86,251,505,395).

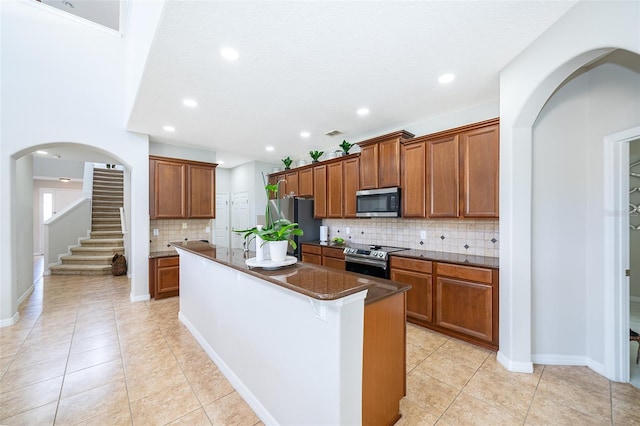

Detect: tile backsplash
323,218,499,258
150,219,213,253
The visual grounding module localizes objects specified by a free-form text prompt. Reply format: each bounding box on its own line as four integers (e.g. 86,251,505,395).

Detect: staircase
50,168,124,275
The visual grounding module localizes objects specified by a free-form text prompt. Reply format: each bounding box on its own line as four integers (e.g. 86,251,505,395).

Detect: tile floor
0,257,638,425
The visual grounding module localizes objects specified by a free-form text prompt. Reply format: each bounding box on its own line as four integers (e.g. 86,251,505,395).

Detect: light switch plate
346,227,350,235
205,227,211,233
153,228,159,236
420,230,427,239
182,222,188,229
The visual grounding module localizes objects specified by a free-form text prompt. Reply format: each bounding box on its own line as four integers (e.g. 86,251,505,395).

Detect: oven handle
344,255,388,270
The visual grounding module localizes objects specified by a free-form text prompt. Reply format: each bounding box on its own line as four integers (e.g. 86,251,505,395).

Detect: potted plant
235,180,304,262
339,140,354,155
282,156,293,170
309,150,324,163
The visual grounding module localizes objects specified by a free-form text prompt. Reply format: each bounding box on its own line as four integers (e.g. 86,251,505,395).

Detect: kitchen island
171,241,410,426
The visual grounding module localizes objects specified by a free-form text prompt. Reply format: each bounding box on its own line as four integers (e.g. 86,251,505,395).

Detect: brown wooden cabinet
313,165,327,218
327,161,343,218
284,171,299,197
298,168,314,198
358,131,414,190
435,263,498,346
390,257,433,323
461,124,499,217
427,135,460,218
342,157,359,218
401,142,427,218
149,256,180,299
322,246,345,270
301,244,322,265
150,156,217,219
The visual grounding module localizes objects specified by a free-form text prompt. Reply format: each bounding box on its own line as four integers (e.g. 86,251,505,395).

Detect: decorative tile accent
491,238,497,244
464,244,469,249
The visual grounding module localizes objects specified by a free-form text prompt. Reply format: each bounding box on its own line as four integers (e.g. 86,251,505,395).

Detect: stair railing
119,207,128,235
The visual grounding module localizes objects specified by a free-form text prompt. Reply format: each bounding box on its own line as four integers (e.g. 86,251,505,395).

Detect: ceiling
126,1,578,169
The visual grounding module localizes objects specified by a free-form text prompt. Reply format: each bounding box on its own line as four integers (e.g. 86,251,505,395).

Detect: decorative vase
269,240,289,262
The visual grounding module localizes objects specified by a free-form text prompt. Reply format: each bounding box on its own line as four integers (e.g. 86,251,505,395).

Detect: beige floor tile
396,397,439,426
129,381,201,425
166,407,214,425
611,383,640,425
12,341,70,369
72,323,118,340
439,392,521,426
0,376,63,419
55,378,129,425
70,330,119,354
437,338,491,370
611,380,640,403
542,364,611,395
0,400,57,426
525,392,611,426
0,356,66,392
480,354,543,387
405,370,459,417
70,407,132,426
65,342,121,373
126,361,189,402
61,358,124,399
406,324,449,351
536,373,612,421
202,391,260,426
186,364,235,406
406,342,431,373
414,351,477,389
122,346,178,375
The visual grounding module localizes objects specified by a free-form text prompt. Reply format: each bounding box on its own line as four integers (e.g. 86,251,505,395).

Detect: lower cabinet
149,256,180,299
321,246,345,270
301,244,322,265
390,256,498,350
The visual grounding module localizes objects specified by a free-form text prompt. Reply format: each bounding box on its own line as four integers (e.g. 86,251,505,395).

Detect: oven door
344,256,389,279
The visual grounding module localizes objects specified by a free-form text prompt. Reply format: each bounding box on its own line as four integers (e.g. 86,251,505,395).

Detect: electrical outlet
205,226,211,233
182,222,188,229
153,228,159,236
420,230,427,239
346,227,350,235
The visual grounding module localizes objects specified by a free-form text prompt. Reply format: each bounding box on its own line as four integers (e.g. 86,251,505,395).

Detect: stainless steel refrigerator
268,198,321,259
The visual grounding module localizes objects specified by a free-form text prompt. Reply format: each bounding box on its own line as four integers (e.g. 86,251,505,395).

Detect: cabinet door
313,165,327,218
284,171,299,197
327,161,343,218
461,124,499,218
187,164,215,218
390,268,432,323
302,253,322,265
298,168,314,198
402,142,426,218
267,174,279,199
153,160,186,218
378,138,401,188
427,135,459,218
342,157,359,218
323,257,345,270
359,144,379,190
156,257,180,299
435,277,492,342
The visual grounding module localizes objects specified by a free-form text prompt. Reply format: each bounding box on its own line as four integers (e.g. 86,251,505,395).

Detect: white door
215,192,230,247
231,192,249,250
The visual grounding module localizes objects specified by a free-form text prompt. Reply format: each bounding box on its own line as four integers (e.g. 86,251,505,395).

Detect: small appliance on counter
319,226,328,242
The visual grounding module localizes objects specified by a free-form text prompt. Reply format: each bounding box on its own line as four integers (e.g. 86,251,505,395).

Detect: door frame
603,125,640,382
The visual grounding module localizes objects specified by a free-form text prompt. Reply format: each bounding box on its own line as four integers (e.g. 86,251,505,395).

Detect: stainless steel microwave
356,187,401,217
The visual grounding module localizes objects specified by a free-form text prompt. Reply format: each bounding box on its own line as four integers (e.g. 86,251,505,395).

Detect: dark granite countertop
149,249,178,258
301,241,498,269
169,241,409,304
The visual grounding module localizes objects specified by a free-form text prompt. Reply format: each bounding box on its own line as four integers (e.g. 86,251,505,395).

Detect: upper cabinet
358,131,414,190
401,118,499,219
149,156,217,219
298,168,314,198
342,157,359,218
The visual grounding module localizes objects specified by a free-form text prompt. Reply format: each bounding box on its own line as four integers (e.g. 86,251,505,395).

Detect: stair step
93,210,120,216
93,178,123,184
92,217,122,224
93,190,123,197
60,255,114,265
90,231,123,239
93,184,123,190
71,246,123,255
91,225,122,232
81,238,123,247
93,195,123,201
50,264,113,275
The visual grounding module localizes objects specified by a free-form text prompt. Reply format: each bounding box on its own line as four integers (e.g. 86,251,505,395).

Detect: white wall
532,52,640,361
15,156,34,305
631,141,640,299
149,141,216,163
33,157,84,180
499,0,640,375
0,0,163,324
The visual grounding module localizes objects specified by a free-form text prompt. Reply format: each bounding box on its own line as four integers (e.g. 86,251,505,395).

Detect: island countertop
170,241,409,304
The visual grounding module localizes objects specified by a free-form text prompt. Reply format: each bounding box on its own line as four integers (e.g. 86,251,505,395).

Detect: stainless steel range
343,244,408,279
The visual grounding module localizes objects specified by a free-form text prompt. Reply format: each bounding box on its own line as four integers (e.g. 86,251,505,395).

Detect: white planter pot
269,240,289,262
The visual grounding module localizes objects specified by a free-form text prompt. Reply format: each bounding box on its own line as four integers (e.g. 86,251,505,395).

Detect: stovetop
343,243,408,261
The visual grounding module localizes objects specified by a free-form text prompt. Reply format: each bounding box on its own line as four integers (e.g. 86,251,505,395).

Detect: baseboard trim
130,293,150,302
497,351,534,373
17,285,34,306
531,354,589,366
0,312,20,328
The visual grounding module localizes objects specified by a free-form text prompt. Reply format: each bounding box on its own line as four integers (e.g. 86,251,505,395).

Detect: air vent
325,130,343,137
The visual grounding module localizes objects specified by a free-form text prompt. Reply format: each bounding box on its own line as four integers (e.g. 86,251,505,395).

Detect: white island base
175,247,368,426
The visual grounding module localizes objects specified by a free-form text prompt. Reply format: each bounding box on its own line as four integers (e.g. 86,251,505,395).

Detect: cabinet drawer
302,253,322,265
302,244,322,255
389,256,432,274
323,257,345,270
436,263,492,284
322,246,345,259
157,256,179,267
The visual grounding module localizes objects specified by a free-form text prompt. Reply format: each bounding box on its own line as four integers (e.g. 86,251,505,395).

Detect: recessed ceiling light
265,146,274,152
357,108,370,116
163,125,175,132
59,177,71,182
438,73,455,84
36,150,48,155
220,47,239,61
300,131,310,138
217,160,225,165
183,99,198,107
